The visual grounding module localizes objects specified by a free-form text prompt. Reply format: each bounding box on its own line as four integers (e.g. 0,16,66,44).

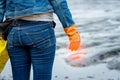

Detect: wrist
64,24,77,36
0,34,3,40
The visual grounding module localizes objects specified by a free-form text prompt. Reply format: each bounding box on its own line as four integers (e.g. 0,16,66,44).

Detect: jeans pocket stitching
33,38,51,50
26,28,51,49
7,32,14,49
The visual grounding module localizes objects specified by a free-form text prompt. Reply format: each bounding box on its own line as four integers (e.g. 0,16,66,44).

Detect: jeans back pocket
26,28,51,50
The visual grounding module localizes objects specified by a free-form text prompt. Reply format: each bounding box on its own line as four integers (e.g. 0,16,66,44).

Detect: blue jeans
7,20,56,80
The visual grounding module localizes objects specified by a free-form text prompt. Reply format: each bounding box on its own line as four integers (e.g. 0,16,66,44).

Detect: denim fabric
0,0,75,28
7,21,56,80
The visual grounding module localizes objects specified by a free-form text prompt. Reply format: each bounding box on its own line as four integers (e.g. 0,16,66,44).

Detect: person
0,0,80,80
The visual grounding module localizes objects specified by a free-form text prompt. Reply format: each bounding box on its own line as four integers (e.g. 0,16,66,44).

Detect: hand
0,34,3,40
69,35,80,50
64,25,80,51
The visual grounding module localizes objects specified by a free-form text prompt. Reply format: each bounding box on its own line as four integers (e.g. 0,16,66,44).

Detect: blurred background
1,0,120,80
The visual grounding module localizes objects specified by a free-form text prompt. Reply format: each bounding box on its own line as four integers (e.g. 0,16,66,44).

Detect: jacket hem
6,7,54,19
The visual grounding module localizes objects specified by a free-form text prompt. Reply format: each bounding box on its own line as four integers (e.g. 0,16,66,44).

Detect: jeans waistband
7,18,53,26
6,19,56,30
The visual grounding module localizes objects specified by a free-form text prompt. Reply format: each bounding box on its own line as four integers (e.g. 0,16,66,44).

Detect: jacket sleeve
49,0,75,28
0,0,6,22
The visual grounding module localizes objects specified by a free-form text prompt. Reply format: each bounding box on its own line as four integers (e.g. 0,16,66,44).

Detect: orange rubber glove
64,25,80,51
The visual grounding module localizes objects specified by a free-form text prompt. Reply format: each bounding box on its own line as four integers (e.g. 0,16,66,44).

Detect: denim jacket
0,0,75,28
